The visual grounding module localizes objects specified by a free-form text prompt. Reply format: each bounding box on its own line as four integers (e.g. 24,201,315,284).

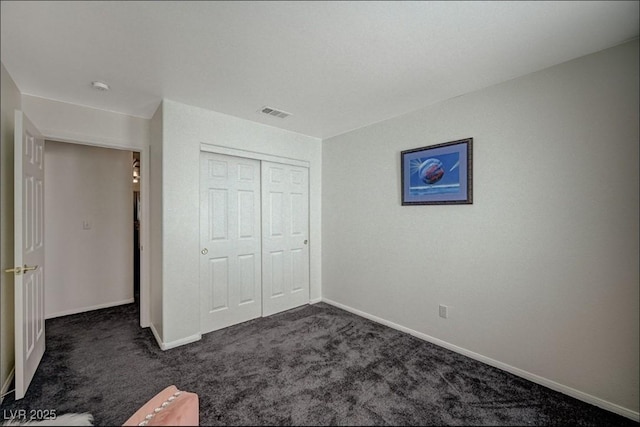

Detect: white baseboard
0,367,15,404
321,298,639,422
160,333,201,351
46,298,135,319
150,323,201,351
309,297,322,304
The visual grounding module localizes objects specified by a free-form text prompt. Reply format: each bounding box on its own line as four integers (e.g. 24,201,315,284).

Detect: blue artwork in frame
401,138,473,205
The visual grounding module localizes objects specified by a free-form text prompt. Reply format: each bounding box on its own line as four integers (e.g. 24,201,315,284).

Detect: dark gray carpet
0,302,636,426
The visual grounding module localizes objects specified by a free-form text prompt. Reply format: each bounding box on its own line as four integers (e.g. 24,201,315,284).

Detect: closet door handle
201,248,208,255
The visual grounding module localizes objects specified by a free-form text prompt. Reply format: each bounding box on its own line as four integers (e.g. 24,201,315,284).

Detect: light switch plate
439,304,448,319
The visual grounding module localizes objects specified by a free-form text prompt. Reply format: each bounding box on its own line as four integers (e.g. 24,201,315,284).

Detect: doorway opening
133,152,141,304
43,141,145,320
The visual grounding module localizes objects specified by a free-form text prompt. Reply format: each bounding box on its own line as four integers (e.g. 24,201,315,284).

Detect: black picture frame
401,138,473,205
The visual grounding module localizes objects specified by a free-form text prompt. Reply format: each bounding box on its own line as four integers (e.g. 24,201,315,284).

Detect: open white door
8,111,45,399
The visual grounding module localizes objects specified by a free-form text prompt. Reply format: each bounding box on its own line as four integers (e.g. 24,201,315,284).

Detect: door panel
209,257,229,311
209,189,228,240
238,254,257,304
269,192,283,236
12,111,45,400
262,162,309,316
291,249,304,292
200,153,261,334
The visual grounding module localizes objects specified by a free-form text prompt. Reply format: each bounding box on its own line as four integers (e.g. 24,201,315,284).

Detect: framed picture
401,138,473,205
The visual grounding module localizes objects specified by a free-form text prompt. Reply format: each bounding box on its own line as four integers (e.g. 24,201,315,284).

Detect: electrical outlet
439,304,448,319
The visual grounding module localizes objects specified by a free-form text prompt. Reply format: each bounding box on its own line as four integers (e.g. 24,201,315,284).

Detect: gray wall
322,40,639,413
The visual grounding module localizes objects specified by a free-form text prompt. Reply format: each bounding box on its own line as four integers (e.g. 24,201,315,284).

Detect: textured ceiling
1,1,638,138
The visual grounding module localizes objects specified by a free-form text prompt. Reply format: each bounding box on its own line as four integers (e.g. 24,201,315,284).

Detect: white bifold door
200,153,309,334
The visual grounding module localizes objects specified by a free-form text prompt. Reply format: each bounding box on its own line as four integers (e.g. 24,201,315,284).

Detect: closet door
200,153,262,334
262,162,309,316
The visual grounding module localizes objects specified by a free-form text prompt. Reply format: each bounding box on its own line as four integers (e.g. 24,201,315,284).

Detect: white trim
38,128,143,151
139,146,150,328
0,367,14,404
45,298,135,319
149,323,164,350
200,143,310,168
309,298,322,304
159,333,202,351
321,298,640,422
150,322,201,351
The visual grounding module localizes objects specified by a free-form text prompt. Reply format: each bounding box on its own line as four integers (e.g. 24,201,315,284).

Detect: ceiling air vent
259,106,291,119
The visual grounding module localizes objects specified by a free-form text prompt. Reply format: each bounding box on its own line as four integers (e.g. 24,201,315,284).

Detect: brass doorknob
5,265,38,275
201,248,208,255
4,266,23,275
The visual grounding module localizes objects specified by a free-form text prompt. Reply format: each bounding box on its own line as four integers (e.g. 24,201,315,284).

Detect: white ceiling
1,1,638,139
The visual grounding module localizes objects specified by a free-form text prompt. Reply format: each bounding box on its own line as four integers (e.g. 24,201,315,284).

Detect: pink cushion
122,385,199,426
